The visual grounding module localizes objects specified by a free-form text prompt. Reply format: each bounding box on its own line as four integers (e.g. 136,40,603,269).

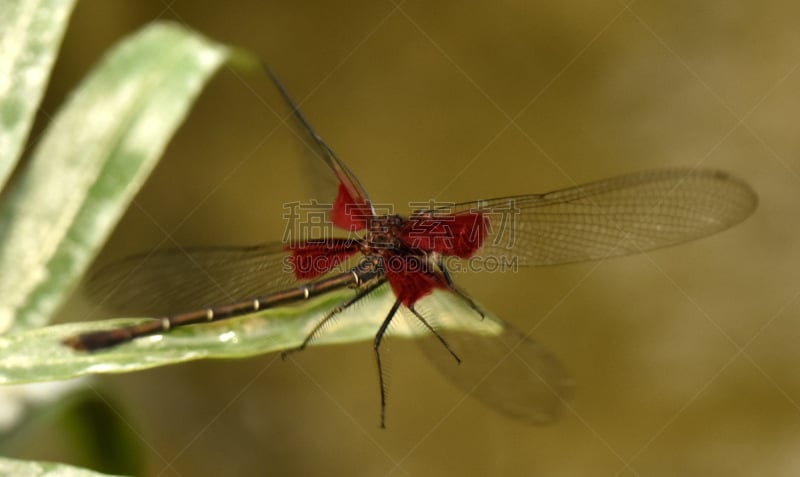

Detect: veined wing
425,168,757,266
410,290,573,424
86,243,310,317
264,64,374,231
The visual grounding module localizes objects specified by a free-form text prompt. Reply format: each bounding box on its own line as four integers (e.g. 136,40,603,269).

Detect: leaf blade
0,456,127,477
0,22,231,333
0,0,77,189
0,286,502,384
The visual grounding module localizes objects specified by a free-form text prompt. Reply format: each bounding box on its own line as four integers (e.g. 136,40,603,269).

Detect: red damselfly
64,65,758,427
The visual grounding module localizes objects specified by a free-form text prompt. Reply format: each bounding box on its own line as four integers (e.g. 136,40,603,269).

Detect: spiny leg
439,258,485,319
374,298,403,428
407,305,461,364
281,279,386,359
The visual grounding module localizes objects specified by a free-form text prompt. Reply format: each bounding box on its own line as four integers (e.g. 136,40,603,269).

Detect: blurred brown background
17,0,800,475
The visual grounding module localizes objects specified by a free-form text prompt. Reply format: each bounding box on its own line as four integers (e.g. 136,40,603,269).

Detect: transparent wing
86,243,300,316
429,168,757,266
410,290,573,424
263,64,374,228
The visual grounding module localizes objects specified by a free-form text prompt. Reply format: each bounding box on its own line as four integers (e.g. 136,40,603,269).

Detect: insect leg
281,278,387,359
374,298,402,428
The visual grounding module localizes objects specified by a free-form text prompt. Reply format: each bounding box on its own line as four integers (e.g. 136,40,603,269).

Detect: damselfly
65,65,758,427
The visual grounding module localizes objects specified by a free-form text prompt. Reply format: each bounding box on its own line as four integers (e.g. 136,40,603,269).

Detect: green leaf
0,286,502,384
0,22,231,333
0,456,126,477
0,0,76,189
